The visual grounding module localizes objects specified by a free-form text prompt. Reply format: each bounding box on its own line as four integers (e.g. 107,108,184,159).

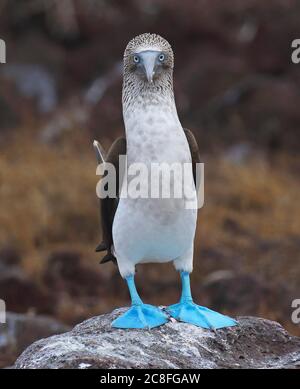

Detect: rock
0,312,69,368
0,266,56,315
42,250,106,298
0,81,21,131
14,308,300,369
202,271,294,321
1,64,57,113
0,246,21,266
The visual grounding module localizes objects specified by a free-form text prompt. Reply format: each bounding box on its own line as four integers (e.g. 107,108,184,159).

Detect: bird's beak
140,51,159,83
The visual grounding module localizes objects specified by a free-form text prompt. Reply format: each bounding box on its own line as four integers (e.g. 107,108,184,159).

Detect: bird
93,33,237,330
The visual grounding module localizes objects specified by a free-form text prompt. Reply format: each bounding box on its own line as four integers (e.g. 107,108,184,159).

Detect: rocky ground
13,308,300,369
0,312,69,368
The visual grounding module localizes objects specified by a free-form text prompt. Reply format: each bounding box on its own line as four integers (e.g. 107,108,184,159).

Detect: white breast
112,99,197,268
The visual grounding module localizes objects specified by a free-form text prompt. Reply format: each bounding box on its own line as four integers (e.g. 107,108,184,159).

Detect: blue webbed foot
168,271,237,330
112,303,168,329
166,300,237,329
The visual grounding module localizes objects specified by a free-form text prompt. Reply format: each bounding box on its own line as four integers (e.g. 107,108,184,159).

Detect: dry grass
197,157,300,286
0,132,98,252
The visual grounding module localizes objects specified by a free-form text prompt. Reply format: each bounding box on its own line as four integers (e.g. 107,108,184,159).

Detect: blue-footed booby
94,33,237,330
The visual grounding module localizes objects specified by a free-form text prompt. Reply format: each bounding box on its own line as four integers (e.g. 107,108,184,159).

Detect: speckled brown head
123,33,174,104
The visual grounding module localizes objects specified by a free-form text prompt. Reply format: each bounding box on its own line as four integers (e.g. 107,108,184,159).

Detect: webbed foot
112,304,168,329
166,300,237,329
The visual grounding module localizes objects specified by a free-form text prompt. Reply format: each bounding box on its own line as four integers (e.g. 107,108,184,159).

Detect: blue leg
112,275,168,329
166,271,237,329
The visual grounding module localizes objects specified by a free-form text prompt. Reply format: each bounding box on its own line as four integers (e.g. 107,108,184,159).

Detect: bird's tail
93,140,117,264
93,140,106,164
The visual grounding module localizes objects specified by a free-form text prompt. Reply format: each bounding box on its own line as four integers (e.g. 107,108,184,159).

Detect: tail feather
93,140,106,164
93,140,117,266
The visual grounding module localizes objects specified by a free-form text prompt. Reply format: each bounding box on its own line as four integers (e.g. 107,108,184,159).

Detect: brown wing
184,128,200,189
94,137,127,264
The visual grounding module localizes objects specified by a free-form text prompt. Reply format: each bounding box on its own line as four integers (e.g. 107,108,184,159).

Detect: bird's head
124,33,174,86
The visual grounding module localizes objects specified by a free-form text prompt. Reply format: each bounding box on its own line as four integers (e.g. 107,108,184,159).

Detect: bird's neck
122,79,179,134
122,83,187,166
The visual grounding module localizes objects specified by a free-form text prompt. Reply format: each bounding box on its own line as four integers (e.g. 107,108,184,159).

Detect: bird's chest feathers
120,103,196,223
124,104,190,164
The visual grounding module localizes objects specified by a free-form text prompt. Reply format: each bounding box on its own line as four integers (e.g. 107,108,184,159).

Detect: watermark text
0,299,6,324
96,156,204,209
291,299,300,324
0,39,6,63
291,39,300,64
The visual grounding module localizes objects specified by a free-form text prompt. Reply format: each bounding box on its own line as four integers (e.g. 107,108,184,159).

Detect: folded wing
94,137,126,264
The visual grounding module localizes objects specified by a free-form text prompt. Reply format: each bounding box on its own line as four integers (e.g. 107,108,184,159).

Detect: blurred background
0,0,300,367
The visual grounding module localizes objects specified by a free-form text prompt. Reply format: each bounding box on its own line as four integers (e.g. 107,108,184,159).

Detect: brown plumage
94,137,126,264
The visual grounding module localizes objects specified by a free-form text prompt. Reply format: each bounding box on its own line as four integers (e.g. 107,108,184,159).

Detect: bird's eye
133,55,140,63
159,54,165,62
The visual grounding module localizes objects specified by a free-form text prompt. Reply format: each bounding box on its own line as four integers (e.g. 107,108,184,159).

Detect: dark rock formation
0,312,69,368
43,250,106,298
0,265,56,315
14,308,300,369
